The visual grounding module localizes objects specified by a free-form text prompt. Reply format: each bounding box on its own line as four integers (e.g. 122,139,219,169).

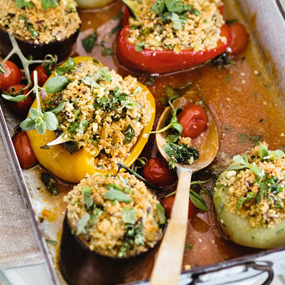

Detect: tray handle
189,261,274,285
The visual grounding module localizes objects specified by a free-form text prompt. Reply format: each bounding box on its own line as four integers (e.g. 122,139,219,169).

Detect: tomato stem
0,33,57,87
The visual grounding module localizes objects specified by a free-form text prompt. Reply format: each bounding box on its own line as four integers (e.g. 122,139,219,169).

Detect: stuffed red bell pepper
117,0,231,74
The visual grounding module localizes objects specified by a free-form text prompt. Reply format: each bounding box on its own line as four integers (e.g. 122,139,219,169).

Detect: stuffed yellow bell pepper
26,56,155,183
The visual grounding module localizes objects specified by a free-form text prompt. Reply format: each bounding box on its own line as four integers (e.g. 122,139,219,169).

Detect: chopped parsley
40,173,58,196
81,32,98,53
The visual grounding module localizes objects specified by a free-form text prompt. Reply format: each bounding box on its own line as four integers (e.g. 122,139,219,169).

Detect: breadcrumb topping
128,0,226,53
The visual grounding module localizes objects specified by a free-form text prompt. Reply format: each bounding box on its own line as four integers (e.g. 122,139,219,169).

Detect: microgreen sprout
20,71,63,134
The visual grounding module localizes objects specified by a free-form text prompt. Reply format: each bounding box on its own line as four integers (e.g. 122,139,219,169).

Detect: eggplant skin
0,26,80,66
214,183,285,249
59,214,161,285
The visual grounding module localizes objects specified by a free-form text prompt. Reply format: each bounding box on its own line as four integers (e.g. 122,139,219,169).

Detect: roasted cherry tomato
0,60,21,91
177,104,207,139
227,22,248,55
31,65,49,87
5,84,33,116
162,195,197,220
12,131,38,169
142,157,177,186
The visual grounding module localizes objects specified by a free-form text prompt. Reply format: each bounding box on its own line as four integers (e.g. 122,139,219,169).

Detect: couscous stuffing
0,0,81,44
64,172,165,257
42,59,153,170
214,142,285,228
128,0,227,53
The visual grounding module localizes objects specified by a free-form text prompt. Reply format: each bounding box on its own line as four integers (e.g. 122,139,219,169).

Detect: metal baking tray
1,0,285,284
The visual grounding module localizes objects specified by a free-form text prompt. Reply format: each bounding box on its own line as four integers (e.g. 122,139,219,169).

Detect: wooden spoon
150,93,219,285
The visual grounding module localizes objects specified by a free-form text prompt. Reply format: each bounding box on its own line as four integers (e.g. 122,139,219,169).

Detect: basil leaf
135,41,145,52
35,119,46,135
164,0,189,13
82,186,93,210
172,122,183,135
165,134,179,143
30,108,43,119
150,0,165,15
105,183,122,191
226,164,247,171
20,117,36,131
156,203,166,224
90,208,102,224
236,192,255,210
43,112,58,131
104,189,133,203
45,76,69,93
232,155,247,166
15,0,34,8
269,150,284,161
82,32,98,53
122,208,136,224
165,85,179,99
125,124,135,143
259,144,268,159
41,0,59,10
2,94,27,102
190,190,209,211
51,101,65,114
77,213,91,235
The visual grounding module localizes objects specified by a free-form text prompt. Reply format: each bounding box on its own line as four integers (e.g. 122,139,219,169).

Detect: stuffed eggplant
214,142,285,249
0,0,81,64
59,172,166,285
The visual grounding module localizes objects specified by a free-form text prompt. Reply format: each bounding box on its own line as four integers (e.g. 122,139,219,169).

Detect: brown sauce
39,0,285,274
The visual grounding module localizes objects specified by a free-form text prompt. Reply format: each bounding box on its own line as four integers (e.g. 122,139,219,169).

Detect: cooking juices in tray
2,0,285,283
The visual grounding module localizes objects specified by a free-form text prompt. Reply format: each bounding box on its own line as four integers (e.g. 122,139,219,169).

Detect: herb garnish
189,190,209,211
149,0,200,31
135,41,145,52
125,124,135,143
227,145,285,208
81,32,98,53
40,173,58,196
122,208,136,224
81,186,93,210
41,0,59,10
105,189,133,203
118,219,145,258
163,143,199,169
54,57,75,75
185,243,193,250
15,0,34,8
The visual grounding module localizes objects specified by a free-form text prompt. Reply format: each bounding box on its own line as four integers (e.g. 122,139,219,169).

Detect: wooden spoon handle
150,169,192,285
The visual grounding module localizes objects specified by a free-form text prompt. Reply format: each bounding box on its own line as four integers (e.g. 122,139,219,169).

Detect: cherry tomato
177,104,207,139
142,157,177,186
162,195,197,220
0,60,21,91
12,131,38,169
227,22,248,55
31,65,49,87
5,84,33,116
